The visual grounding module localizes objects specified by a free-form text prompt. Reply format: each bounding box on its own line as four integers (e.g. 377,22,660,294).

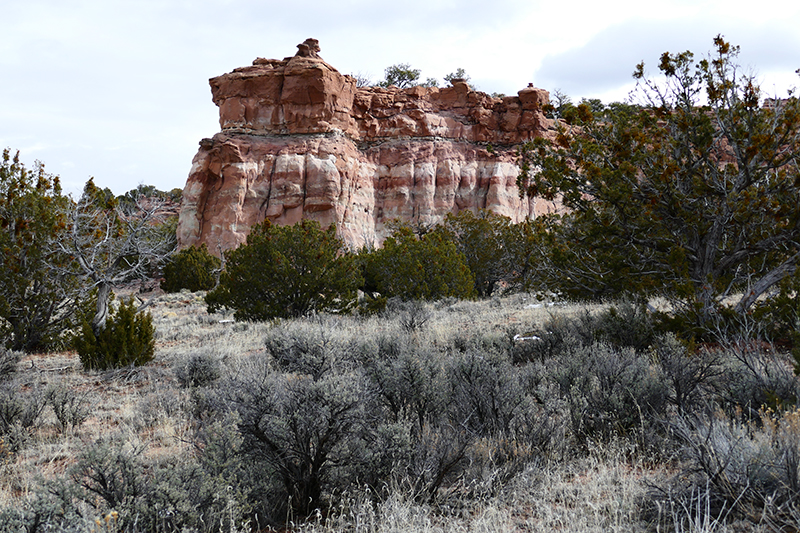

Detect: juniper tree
0,149,79,351
56,179,176,336
206,220,362,320
362,223,475,301
518,36,800,335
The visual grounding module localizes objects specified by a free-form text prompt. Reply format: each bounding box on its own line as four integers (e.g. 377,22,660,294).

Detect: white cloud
2,0,798,194
533,16,800,102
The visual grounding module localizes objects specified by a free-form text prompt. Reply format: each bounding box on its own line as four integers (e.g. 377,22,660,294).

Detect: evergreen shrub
74,297,155,370
161,244,220,293
206,220,362,320
360,224,475,302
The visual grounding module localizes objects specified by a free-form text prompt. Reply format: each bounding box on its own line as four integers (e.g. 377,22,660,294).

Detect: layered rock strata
177,39,559,252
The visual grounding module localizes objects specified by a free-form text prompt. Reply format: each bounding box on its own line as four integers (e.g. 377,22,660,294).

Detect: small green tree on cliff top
379,64,439,88
517,36,800,335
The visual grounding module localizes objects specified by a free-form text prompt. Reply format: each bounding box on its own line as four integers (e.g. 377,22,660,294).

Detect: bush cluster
204,215,541,319
4,298,800,530
0,421,255,533
184,312,566,523
211,306,799,526
360,224,475,302
174,350,222,388
517,304,800,529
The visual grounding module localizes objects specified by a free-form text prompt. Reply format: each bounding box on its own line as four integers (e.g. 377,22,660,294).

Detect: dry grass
0,291,791,531
291,448,670,533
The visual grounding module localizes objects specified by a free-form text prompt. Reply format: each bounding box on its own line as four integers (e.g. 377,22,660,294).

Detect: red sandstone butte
177,38,560,253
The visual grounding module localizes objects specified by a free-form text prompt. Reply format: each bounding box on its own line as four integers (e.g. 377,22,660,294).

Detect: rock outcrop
177,39,559,253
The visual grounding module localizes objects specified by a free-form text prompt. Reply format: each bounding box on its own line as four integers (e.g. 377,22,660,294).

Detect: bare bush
717,340,799,416
362,341,444,429
655,408,800,529
654,334,726,414
446,350,525,437
264,316,357,379
213,361,380,518
0,349,20,381
45,383,90,432
387,299,432,333
174,351,222,388
0,383,46,451
549,342,668,446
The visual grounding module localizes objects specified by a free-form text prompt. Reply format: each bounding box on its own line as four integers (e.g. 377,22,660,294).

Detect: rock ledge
177,39,559,252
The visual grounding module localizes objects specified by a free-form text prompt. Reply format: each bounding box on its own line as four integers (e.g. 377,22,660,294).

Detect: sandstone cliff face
177,39,558,252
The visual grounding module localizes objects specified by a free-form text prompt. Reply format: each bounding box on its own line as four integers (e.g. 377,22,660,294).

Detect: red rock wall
177,42,559,253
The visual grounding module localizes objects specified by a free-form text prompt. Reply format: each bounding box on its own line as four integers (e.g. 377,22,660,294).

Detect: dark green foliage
0,153,175,354
378,63,438,88
74,296,155,371
117,183,182,207
161,243,221,293
593,299,658,353
500,218,550,294
750,272,800,373
443,67,471,85
518,37,800,336
435,210,515,297
361,224,475,301
0,148,79,352
379,63,421,88
206,220,363,320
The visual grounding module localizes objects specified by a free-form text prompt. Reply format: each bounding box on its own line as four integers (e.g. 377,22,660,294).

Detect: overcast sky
2,0,798,197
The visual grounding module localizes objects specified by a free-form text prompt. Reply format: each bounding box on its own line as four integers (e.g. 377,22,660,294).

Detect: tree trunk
91,282,112,335
735,253,800,314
